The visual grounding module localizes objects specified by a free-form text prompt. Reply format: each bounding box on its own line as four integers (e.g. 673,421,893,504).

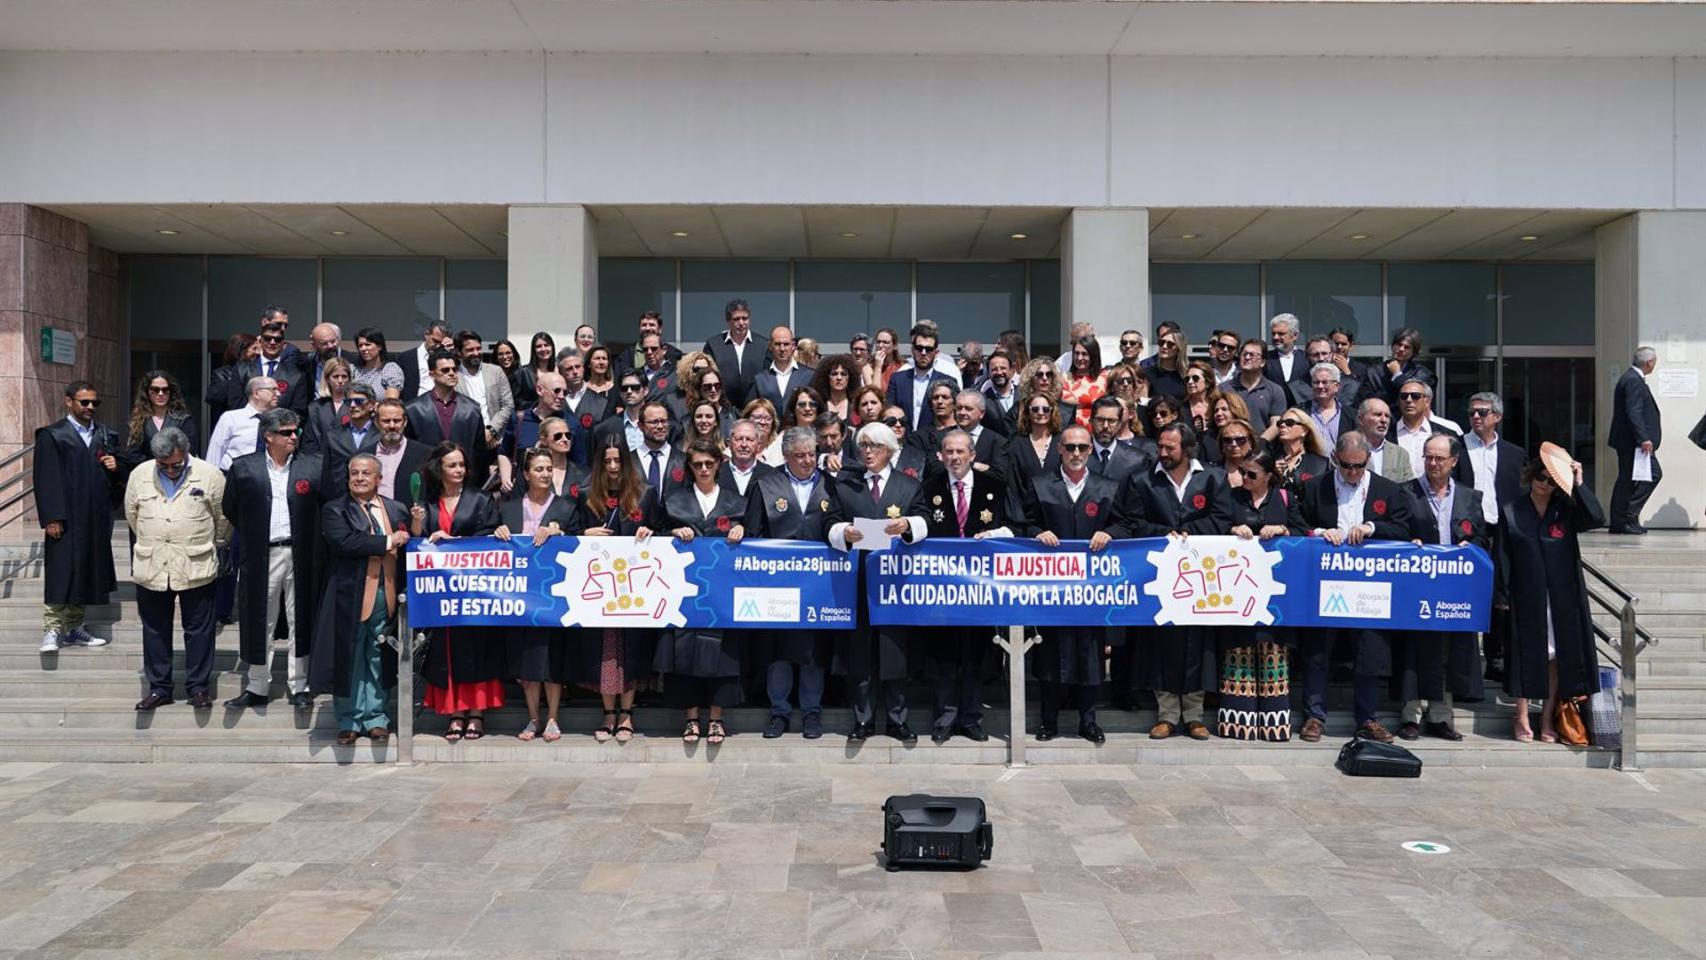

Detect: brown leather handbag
1555,698,1590,746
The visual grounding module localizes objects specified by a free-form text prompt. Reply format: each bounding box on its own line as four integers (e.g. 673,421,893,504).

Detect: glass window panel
444,259,507,341
322,258,440,343
598,258,676,346
680,260,788,347
1501,263,1594,345
207,257,316,341
1151,262,1260,351
916,262,1024,348
1387,263,1496,348
792,261,911,347
1029,259,1062,361
1263,261,1381,345
125,256,202,342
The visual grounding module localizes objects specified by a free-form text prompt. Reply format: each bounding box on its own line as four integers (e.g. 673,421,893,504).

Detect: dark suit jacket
1117,463,1235,537
883,366,956,435
1609,367,1661,451
753,365,816,415
921,470,1022,538
1264,347,1309,389
244,352,316,415
1464,435,1525,513
702,334,766,407
1296,471,1414,541
1089,442,1152,488
978,385,1022,437
632,444,688,498
1406,478,1488,550
394,348,426,402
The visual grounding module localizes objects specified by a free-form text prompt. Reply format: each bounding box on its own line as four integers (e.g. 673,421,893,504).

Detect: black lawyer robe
1496,481,1606,701
648,482,750,678
1296,471,1416,678
221,451,325,663
307,421,380,505
418,490,505,689
33,418,119,606
117,411,199,482
1224,483,1305,653
921,469,1022,682
743,467,835,668
308,494,410,698
824,467,929,681
1021,471,1127,686
497,492,583,683
1394,478,1488,703
567,487,662,688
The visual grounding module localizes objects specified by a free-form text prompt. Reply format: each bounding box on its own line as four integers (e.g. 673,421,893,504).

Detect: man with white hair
826,421,929,743
1055,321,1098,374
1608,346,1662,534
1263,313,1308,390
952,389,1007,477
206,376,281,470
305,322,354,397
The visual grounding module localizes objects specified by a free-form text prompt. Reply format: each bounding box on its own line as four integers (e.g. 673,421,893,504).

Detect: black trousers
929,628,984,730
137,583,215,697
1039,681,1097,729
853,678,906,728
1609,446,1661,531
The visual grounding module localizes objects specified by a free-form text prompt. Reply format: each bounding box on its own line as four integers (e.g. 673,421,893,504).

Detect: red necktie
954,479,969,536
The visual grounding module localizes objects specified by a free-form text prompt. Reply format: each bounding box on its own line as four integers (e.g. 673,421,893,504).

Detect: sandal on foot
1538,731,1557,744
615,710,635,744
464,716,485,741
1513,728,1535,743
444,717,467,742
594,711,616,743
682,718,701,744
517,719,538,742
706,719,727,745
542,719,562,743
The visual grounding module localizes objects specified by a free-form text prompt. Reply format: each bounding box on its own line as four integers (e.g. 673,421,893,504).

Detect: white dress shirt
692,484,719,519
1156,458,1205,502
1367,438,1395,479
728,460,758,496
1328,471,1371,535
414,345,433,397
68,416,95,447
1394,418,1433,469
1464,431,1501,525
828,464,927,550
206,404,265,470
1061,468,1089,502
949,471,1013,537
265,454,293,542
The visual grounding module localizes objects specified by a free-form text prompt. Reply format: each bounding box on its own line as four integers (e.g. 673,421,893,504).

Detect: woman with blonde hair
741,397,784,466
1272,406,1331,489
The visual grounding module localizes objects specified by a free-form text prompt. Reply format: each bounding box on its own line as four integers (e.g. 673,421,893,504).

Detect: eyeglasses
1422,454,1453,463
912,344,937,354
75,398,101,408
620,383,646,392
260,335,284,344
1186,375,1205,384
641,419,669,427
1212,341,1238,351
1027,405,1052,415
547,432,569,441
1111,377,1133,387
1221,435,1251,447
855,441,885,451
1532,473,1555,486
1091,416,1121,426
1032,371,1055,380
1240,352,1264,362
1469,408,1494,418
1239,468,1263,480
796,401,818,409
689,461,718,471
147,385,171,394
1060,443,1091,453
1276,418,1302,429
1160,341,1179,350
1119,339,1141,347
271,428,299,437
158,460,186,474
1337,460,1369,472
348,397,369,406
1399,392,1426,402
881,416,905,427
1311,380,1334,388
701,382,722,391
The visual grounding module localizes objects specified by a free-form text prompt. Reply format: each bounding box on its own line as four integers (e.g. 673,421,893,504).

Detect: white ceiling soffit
588,205,1066,260
1149,207,1618,261
41,204,508,257
3,1,1706,57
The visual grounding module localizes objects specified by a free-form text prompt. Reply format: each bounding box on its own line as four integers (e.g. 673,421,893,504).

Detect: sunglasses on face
1337,460,1369,472
1400,393,1426,401
1239,468,1263,480
547,432,569,441
1111,378,1133,387
689,461,718,471
271,428,299,437
912,344,936,354
75,398,101,408
1186,375,1205,383
1120,339,1141,347
1214,341,1238,351
148,385,171,394
881,416,905,427
1222,435,1251,447
260,335,284,344
1028,405,1052,415
1032,371,1055,380
1470,408,1493,418
348,397,369,406
159,460,186,474
1277,418,1302,429
621,383,646,392
1060,443,1091,453
702,382,722,390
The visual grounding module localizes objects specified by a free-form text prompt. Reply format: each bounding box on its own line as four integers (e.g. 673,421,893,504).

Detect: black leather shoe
224,691,269,709
763,715,788,739
1078,721,1106,745
887,723,918,745
135,692,173,711
1398,722,1421,741
1424,720,1465,742
1036,724,1057,742
931,726,953,745
802,713,823,739
848,721,874,742
959,722,989,742
288,692,315,709
188,691,213,710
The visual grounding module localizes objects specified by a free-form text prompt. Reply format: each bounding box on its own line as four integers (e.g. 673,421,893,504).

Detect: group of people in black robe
30,304,1628,748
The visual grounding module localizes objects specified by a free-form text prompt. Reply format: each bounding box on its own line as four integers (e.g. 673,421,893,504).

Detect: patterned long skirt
1217,638,1291,741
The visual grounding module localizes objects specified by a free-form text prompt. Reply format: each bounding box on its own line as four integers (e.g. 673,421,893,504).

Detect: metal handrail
0,443,34,496
0,443,34,472
1581,562,1656,772
0,486,32,514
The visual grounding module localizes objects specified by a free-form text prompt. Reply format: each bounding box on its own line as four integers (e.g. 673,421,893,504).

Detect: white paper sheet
1632,448,1653,483
850,516,897,551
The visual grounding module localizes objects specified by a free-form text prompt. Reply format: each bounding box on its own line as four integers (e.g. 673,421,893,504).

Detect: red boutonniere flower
1299,472,1314,483
1549,523,1566,539
1191,493,1206,510
569,484,581,499
275,379,289,393
340,414,350,427
1372,499,1387,516
716,515,731,532
1459,519,1473,536
656,377,669,392
628,509,643,522
580,413,594,429
605,496,619,510
293,479,309,495
1085,501,1100,518
670,466,685,483
903,467,918,478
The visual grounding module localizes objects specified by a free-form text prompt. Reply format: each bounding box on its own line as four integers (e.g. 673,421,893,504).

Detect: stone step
1639,650,1706,677
1632,677,1706,706
0,726,1622,767
1634,735,1706,769
1632,708,1706,736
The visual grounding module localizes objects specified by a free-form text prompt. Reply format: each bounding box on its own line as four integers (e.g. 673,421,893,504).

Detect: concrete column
1061,208,1149,362
1595,211,1706,529
507,204,598,343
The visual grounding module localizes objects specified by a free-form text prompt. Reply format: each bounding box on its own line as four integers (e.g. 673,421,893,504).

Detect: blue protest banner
404,536,859,629
866,536,1491,631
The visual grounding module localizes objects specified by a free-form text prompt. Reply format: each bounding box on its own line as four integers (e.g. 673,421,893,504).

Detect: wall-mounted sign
39,327,76,366
1654,368,1698,399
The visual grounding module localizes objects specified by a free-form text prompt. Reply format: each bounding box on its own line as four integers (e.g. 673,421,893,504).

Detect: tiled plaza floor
0,760,1703,959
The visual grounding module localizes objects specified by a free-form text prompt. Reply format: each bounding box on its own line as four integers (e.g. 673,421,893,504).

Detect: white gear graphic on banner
551,537,699,628
1142,535,1284,626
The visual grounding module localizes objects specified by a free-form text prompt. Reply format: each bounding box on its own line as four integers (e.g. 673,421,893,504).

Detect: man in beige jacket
125,427,231,711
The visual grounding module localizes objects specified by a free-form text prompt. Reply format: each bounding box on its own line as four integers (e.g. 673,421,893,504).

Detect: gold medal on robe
979,509,994,524
932,495,943,506
886,504,901,519
775,497,788,513
819,499,829,512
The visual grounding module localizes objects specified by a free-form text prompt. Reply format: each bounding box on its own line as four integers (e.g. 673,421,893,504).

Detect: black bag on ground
881,794,992,869
1335,738,1424,778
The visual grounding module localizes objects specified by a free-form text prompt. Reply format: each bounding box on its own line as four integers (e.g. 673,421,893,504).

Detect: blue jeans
766,661,824,718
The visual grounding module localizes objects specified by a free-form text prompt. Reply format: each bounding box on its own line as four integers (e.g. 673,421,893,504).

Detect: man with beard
371,399,429,509
978,351,1021,436
453,331,514,462
34,381,120,652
